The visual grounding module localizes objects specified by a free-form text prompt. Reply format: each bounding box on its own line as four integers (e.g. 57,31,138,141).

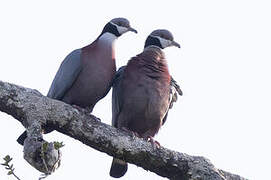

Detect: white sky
0,0,270,179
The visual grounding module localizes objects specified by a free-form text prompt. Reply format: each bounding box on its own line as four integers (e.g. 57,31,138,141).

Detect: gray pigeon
110,29,181,178
17,18,137,145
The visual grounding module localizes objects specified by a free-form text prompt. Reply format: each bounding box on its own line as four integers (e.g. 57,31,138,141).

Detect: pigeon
110,29,181,178
17,18,137,145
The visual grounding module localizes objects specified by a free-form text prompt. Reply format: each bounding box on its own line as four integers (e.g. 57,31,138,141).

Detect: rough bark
0,80,247,180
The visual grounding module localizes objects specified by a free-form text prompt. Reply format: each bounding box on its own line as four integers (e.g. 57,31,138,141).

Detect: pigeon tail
17,130,27,145
110,158,128,178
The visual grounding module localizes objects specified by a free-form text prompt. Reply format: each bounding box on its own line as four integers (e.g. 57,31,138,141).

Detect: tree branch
0,80,247,180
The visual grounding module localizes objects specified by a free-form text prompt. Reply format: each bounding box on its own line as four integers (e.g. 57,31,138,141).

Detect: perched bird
110,29,181,178
17,17,137,145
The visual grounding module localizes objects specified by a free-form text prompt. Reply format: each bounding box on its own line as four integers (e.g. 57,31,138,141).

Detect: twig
1,155,21,180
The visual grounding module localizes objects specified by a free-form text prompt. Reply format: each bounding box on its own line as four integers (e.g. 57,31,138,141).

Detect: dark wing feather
162,76,182,125
112,66,126,127
47,49,82,100
170,76,183,96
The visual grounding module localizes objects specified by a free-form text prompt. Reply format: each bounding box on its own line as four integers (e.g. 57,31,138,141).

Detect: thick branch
0,80,247,180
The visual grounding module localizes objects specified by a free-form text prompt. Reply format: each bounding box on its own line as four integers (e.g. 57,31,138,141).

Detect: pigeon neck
144,35,163,49
98,32,117,44
144,45,162,51
100,22,121,37
143,45,164,57
97,32,117,55
96,32,117,61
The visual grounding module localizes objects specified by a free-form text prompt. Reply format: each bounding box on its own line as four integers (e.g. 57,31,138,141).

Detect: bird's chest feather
85,38,115,81
123,64,170,118
66,37,116,106
121,71,170,136
118,48,171,136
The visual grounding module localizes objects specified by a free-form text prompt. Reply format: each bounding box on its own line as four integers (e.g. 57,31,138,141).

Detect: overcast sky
0,0,270,179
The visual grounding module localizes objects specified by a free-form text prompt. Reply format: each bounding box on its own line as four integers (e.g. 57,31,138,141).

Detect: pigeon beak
128,27,138,33
171,41,181,48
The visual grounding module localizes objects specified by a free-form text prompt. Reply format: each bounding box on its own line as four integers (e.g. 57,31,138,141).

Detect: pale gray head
101,18,137,37
144,29,180,49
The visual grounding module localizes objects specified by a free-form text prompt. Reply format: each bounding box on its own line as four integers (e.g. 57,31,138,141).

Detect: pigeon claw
145,136,160,148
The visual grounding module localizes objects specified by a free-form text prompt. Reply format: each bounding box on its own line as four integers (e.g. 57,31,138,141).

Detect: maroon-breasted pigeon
17,18,137,145
109,29,181,178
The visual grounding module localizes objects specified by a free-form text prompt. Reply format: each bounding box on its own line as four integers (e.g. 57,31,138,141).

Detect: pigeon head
144,29,180,49
101,18,137,37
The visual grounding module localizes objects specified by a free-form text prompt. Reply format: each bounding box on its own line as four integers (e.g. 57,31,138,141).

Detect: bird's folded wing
112,66,126,127
170,76,183,96
47,49,83,100
162,76,182,125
